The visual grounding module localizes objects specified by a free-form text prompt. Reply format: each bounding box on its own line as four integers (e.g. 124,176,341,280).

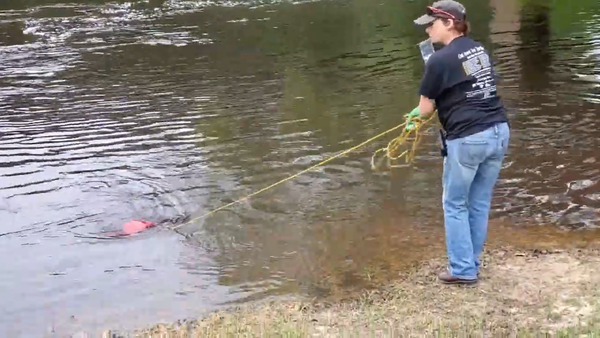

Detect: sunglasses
426,6,458,21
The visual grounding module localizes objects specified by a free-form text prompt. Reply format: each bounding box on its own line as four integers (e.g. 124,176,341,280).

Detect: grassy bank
118,245,600,337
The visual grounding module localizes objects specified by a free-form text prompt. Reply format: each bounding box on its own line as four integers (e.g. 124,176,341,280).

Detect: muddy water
0,0,599,335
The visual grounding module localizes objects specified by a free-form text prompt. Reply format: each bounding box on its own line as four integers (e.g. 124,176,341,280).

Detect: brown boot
437,271,478,285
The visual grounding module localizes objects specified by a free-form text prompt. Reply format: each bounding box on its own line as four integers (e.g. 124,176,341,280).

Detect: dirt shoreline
111,242,600,337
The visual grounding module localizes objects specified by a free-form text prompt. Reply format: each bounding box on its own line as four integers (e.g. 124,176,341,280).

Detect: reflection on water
0,0,599,335
517,0,552,90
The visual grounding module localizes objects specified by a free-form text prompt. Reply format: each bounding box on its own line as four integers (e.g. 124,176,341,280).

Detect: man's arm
417,55,441,118
418,95,436,118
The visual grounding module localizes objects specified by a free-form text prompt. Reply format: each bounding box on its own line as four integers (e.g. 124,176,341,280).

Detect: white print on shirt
459,46,496,99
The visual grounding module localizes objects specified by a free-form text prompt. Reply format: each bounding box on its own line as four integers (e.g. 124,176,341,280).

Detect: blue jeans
442,122,510,279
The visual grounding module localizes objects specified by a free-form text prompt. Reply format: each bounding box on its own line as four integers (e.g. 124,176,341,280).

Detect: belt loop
494,123,499,136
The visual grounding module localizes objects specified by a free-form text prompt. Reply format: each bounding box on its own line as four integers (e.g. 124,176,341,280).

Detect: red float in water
122,220,156,235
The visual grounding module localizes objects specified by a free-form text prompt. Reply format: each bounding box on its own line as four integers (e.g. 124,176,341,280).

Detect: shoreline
113,242,600,337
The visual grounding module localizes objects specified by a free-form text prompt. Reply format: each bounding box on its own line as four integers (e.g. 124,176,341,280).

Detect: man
411,0,510,284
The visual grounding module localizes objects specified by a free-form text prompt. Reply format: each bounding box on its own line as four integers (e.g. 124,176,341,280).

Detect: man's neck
442,33,464,46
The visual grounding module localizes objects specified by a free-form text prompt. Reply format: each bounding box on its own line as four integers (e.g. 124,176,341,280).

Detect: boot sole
440,279,478,285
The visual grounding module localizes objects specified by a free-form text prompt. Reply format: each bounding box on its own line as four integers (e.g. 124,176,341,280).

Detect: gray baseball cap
414,0,467,26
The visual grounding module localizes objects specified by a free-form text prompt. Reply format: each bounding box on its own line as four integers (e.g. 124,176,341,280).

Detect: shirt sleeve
418,55,444,100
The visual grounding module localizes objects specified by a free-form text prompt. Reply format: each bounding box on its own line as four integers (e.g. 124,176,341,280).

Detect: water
0,0,599,335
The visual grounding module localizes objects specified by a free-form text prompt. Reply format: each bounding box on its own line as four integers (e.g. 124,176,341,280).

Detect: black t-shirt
419,36,508,140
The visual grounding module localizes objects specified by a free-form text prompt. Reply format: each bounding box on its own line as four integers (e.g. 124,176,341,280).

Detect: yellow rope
371,113,436,170
170,114,435,232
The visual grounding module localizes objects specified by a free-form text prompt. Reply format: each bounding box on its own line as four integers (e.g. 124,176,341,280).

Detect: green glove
405,106,421,119
405,107,421,131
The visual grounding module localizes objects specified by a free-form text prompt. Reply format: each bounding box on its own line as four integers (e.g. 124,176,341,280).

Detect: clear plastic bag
418,38,435,64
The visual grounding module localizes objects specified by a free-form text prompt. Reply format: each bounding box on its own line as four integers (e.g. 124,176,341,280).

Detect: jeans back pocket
459,139,490,168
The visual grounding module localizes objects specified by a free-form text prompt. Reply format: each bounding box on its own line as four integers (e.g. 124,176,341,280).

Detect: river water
0,0,599,335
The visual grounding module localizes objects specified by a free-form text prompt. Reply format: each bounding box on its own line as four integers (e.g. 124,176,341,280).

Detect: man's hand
405,106,421,131
405,106,421,119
